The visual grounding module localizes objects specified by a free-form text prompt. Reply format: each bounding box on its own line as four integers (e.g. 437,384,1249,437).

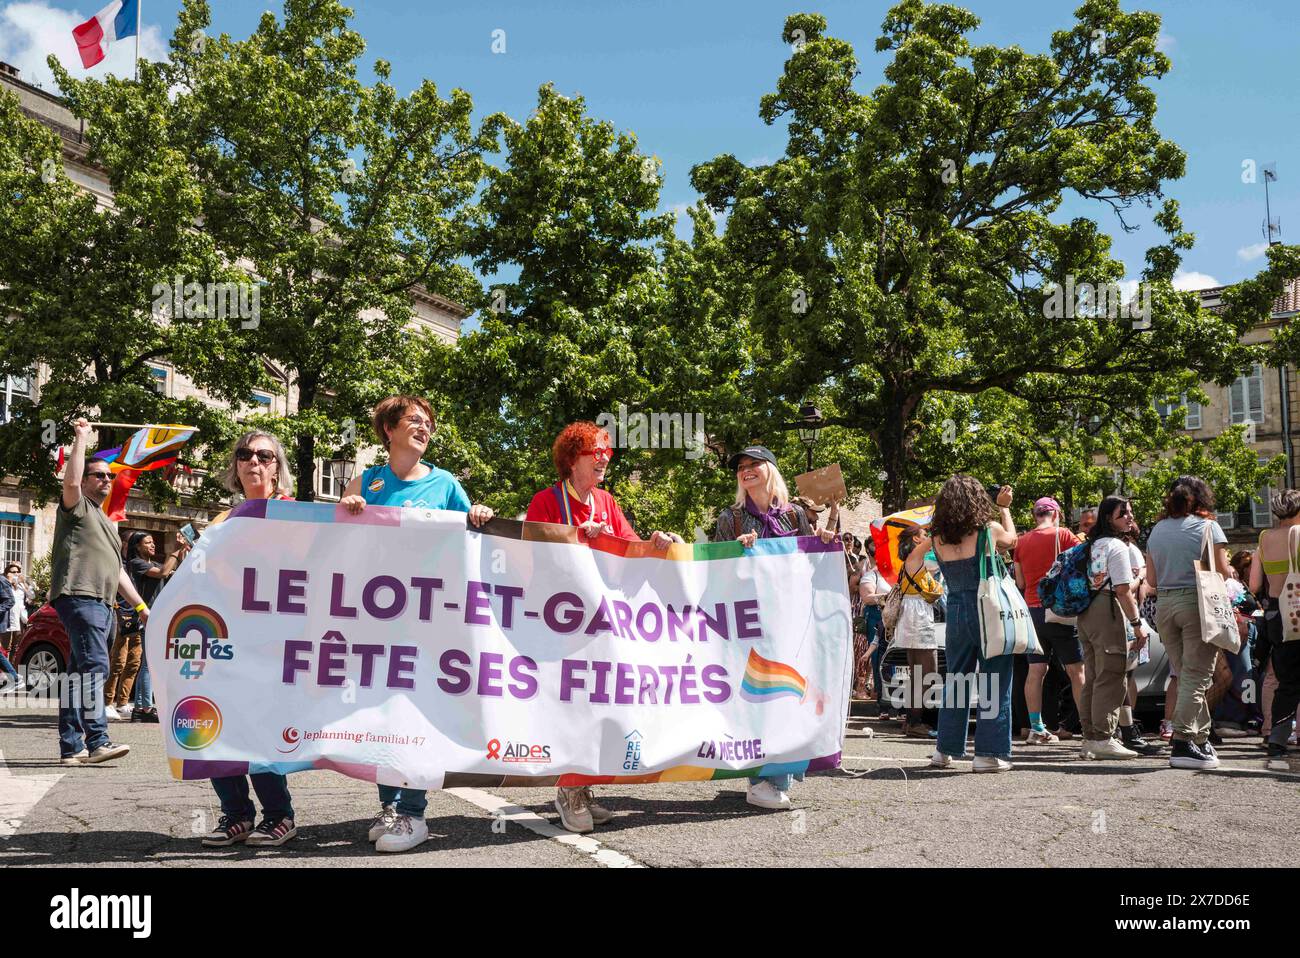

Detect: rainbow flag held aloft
739,648,808,703
95,424,196,521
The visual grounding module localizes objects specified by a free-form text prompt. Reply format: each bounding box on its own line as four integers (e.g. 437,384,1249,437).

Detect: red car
13,604,70,694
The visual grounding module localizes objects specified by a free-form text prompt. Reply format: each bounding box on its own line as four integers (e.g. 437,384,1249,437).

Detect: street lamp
328,456,355,499
796,401,823,472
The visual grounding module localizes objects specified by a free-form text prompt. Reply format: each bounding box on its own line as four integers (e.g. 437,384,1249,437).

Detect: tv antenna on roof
1263,163,1281,246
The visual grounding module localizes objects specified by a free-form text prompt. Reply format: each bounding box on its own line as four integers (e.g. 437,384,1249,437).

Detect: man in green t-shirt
52,418,151,765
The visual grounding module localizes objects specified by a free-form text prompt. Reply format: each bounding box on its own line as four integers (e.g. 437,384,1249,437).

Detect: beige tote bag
1194,520,1239,653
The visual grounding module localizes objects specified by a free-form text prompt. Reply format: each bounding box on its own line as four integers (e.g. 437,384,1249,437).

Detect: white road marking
840,752,1297,776
0,749,67,838
445,787,646,868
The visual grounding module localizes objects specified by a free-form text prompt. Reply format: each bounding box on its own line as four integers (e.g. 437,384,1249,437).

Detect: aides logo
277,727,301,754
486,738,552,765
165,605,234,679
172,696,222,751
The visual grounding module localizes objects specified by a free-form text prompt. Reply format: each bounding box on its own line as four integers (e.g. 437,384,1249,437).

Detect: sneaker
1199,740,1218,760
1208,728,1223,746
972,755,1013,772
745,779,791,809
60,749,89,766
1266,743,1289,772
367,804,398,842
1158,720,1174,742
81,743,130,764
554,786,594,833
374,814,429,853
1170,739,1219,770
1024,728,1059,745
1119,724,1164,756
581,786,613,825
201,814,254,846
103,705,119,721
1053,727,1075,741
111,703,133,721
246,817,297,847
929,750,953,768
1217,724,1249,739
1080,738,1138,760
0,675,26,693
131,707,159,723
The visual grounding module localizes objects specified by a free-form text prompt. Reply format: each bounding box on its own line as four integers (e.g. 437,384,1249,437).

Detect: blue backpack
1037,542,1104,616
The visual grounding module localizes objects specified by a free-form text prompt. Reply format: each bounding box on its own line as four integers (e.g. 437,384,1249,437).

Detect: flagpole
134,0,141,82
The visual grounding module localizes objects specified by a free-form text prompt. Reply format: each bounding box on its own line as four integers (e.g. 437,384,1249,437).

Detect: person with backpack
1012,497,1084,744
1145,477,1232,770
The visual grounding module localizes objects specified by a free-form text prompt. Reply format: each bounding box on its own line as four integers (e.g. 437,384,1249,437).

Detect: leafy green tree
691,2,1258,512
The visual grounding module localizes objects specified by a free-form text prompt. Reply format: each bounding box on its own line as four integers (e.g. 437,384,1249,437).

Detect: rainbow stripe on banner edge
221,499,844,562
169,751,842,785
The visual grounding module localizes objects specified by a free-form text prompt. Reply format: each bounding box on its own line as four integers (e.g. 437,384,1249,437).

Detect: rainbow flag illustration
739,648,808,703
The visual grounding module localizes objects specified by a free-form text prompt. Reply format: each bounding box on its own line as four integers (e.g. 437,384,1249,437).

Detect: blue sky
4,0,1298,291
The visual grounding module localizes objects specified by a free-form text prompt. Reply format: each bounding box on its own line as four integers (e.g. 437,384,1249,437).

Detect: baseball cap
728,445,779,471
1033,497,1061,515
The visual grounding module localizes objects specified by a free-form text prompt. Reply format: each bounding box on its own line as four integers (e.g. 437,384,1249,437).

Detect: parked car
14,603,69,694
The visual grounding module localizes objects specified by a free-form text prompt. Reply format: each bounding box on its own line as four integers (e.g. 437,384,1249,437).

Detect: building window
1252,456,1275,529
1,373,33,423
317,460,344,500
249,392,273,415
148,366,169,396
1155,395,1201,430
1229,365,1265,425
0,520,30,571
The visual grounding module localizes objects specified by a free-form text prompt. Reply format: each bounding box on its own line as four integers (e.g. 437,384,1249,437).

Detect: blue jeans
133,645,153,708
0,647,18,680
211,774,294,822
864,608,891,710
378,785,427,819
52,595,113,757
936,595,1015,759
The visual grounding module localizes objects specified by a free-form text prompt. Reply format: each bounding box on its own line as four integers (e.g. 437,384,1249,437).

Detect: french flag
72,0,139,69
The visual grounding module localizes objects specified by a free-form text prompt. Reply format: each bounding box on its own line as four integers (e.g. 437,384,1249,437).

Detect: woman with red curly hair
525,420,683,834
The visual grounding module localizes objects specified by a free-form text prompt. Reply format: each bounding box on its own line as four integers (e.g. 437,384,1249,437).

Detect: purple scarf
744,495,801,539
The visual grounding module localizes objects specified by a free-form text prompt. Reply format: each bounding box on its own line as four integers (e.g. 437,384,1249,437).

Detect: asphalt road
2,700,1297,868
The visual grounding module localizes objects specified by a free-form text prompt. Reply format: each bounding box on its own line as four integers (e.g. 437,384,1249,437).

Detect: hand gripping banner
146,500,852,789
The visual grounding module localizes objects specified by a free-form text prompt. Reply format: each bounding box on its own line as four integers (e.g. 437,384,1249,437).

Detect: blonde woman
713,445,836,809
1248,489,1300,771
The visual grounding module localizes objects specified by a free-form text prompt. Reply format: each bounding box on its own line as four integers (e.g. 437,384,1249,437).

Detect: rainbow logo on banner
739,649,808,703
172,696,222,751
168,605,228,644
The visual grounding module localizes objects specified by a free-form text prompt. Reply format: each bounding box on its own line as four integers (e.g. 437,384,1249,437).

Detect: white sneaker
113,704,133,720
103,706,119,721
746,779,791,809
60,749,89,766
374,814,428,853
554,786,594,833
929,750,953,768
367,804,398,842
972,755,1013,772
1081,738,1138,760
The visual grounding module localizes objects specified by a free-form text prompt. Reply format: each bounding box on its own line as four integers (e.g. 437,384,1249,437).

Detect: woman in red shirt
525,421,683,833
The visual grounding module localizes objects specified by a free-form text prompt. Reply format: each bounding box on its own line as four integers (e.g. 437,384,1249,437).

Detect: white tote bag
978,527,1042,657
1194,520,1239,653
1279,525,1300,643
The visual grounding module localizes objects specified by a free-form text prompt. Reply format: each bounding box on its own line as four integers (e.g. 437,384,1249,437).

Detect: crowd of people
16,396,1298,855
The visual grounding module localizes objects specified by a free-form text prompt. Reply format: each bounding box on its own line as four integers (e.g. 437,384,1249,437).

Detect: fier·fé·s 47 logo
165,604,233,679
172,696,222,751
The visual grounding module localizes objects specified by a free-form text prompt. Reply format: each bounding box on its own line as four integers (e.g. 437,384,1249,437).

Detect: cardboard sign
794,463,847,507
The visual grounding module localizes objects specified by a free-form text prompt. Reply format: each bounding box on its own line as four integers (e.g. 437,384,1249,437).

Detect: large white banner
145,499,852,789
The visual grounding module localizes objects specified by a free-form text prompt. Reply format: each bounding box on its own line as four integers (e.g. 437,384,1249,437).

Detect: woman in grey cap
713,445,837,810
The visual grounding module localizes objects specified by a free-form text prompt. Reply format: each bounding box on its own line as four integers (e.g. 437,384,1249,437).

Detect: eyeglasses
235,448,277,464
583,447,613,462
401,415,434,431
86,471,113,481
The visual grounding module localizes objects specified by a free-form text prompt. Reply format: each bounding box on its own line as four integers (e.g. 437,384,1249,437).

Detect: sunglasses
583,447,613,462
86,471,113,481
236,448,277,464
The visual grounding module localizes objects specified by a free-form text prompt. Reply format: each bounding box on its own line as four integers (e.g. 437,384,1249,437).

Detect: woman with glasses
339,395,495,852
525,420,684,833
198,429,301,848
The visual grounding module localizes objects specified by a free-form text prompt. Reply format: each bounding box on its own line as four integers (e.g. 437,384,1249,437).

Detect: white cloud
1172,269,1221,291
0,1,168,92
1237,241,1270,262
1156,33,1176,53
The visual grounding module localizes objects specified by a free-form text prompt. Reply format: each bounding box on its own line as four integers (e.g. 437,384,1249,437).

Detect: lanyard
553,481,594,527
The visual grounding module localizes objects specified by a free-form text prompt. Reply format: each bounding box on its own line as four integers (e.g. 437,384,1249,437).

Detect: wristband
1129,617,1140,627
134,602,147,613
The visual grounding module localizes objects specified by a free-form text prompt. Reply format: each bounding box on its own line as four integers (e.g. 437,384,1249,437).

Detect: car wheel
20,642,64,695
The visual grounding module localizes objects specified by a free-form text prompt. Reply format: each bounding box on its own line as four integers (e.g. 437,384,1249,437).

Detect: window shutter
1230,377,1245,423
1249,365,1264,423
